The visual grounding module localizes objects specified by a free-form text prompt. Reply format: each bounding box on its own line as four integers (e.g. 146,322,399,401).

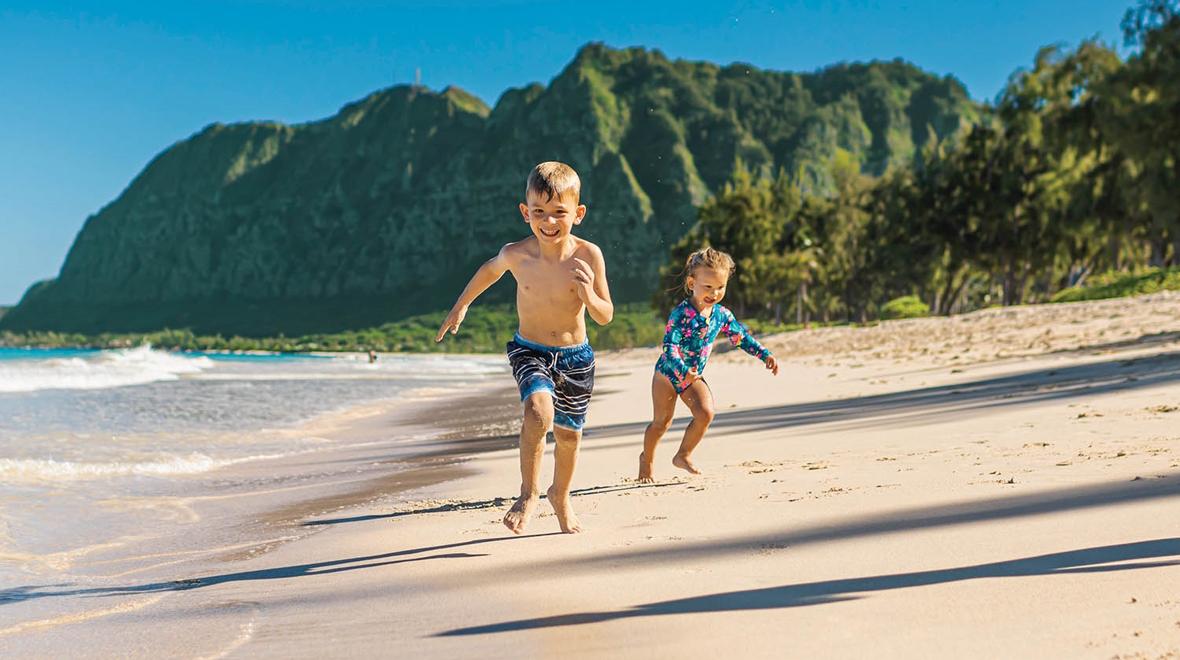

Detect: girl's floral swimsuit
655,299,773,393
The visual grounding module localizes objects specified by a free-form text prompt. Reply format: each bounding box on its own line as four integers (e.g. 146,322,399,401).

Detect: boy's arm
571,244,613,325
435,246,510,342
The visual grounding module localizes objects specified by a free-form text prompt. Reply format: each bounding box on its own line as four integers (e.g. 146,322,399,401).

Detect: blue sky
0,0,1128,304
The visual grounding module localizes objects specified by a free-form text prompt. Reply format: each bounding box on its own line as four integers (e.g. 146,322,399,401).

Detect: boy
435,161,613,534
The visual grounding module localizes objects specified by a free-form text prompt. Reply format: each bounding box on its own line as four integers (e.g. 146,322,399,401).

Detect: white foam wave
0,346,214,393
330,354,506,375
0,452,282,483
187,354,506,382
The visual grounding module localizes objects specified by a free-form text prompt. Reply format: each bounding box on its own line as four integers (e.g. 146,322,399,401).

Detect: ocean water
0,346,507,583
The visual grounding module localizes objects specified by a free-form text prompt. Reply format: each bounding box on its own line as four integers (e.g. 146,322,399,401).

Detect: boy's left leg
673,379,715,475
547,426,583,533
544,342,593,533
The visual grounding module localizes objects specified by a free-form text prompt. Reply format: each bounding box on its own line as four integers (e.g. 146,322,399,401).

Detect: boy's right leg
639,372,678,483
504,390,554,534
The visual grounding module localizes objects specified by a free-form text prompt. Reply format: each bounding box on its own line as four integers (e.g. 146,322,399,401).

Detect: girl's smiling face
686,266,729,312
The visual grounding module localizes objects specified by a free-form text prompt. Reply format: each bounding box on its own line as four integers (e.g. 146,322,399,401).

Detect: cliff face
3,44,979,335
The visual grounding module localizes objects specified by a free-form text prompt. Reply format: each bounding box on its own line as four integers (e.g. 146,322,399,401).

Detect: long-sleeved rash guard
655,299,772,393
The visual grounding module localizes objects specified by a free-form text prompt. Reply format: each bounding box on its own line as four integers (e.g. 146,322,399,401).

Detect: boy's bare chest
513,258,579,304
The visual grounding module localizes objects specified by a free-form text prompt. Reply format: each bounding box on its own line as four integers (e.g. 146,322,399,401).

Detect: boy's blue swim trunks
506,333,596,431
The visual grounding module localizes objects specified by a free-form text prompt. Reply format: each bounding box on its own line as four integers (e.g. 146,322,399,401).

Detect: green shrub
1050,267,1180,303
880,295,930,320
743,318,843,335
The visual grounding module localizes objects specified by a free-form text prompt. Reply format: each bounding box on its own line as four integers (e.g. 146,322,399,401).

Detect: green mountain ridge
2,43,981,336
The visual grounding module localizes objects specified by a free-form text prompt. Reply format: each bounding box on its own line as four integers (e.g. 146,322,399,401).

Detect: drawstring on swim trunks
549,351,564,385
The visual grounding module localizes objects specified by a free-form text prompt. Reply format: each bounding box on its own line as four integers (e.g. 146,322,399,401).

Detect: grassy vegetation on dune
0,304,668,354
1050,267,1180,303
0,303,845,354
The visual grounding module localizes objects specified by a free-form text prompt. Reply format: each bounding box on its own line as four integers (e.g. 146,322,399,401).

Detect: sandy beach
4,293,1180,658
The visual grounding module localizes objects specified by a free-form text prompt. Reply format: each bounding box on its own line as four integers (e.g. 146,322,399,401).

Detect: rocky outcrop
2,44,979,335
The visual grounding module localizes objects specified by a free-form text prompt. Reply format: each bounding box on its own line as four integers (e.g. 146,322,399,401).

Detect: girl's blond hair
683,246,735,293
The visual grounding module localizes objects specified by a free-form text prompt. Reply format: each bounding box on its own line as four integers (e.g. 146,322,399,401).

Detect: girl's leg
672,379,715,475
639,372,679,483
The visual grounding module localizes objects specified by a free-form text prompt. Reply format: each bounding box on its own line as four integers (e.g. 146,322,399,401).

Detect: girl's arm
661,306,691,385
719,308,772,362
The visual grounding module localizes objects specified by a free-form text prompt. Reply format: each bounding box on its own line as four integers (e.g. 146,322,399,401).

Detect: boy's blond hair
526,161,581,202
684,246,736,293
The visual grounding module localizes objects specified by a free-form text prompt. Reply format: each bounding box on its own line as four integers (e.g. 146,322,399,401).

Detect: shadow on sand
582,349,1180,443
0,534,559,604
6,476,1177,613
443,474,1180,581
438,537,1180,635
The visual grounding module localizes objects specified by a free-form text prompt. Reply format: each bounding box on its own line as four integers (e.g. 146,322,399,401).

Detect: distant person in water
368,350,378,364
639,247,778,483
436,161,613,534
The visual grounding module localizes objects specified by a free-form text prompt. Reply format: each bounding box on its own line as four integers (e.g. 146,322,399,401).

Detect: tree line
666,0,1179,323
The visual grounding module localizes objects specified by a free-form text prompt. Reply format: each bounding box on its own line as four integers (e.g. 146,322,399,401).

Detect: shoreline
256,382,523,530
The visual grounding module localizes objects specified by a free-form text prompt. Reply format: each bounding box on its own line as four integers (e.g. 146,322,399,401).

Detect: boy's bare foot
502,493,539,534
672,453,702,475
638,451,655,483
546,485,582,533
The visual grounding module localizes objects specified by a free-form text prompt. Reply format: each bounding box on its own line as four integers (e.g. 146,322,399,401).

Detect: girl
638,247,779,482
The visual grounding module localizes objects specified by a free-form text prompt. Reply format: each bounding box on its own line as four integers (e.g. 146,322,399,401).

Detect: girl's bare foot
546,485,582,533
502,493,539,534
638,451,655,483
672,452,702,475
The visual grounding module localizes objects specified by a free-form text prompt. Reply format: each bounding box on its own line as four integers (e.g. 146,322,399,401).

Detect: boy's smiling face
519,190,585,243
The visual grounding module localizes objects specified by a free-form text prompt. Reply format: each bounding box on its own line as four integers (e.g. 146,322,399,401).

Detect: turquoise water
0,346,100,360
0,346,500,437
0,346,507,572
